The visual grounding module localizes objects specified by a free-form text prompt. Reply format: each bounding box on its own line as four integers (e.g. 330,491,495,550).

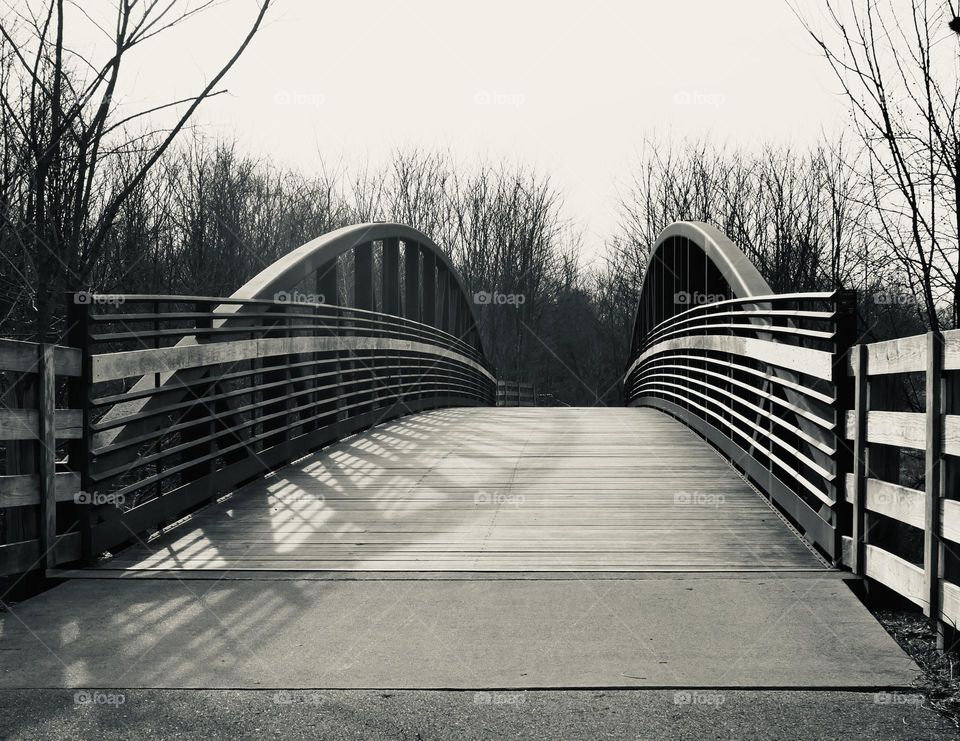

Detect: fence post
36,343,56,572
831,289,858,567
941,361,960,650
66,295,93,563
924,331,944,627
850,343,868,577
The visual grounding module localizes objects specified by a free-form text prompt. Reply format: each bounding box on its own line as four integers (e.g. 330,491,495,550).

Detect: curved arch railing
68,223,495,557
624,221,856,562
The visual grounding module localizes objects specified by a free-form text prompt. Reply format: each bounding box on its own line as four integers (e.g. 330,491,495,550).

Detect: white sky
55,0,849,263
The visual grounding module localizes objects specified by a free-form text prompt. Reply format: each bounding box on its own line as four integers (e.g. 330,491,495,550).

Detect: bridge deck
97,408,823,573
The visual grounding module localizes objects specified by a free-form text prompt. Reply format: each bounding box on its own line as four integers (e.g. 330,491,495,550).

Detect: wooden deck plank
96,407,824,574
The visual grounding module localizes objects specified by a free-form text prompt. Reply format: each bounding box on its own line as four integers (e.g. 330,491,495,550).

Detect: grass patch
875,609,960,729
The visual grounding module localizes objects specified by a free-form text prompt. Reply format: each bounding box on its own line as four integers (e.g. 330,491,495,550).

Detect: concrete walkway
0,575,919,690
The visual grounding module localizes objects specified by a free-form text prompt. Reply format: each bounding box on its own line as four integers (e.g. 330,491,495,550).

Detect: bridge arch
625,221,853,562
225,222,485,354
629,221,770,356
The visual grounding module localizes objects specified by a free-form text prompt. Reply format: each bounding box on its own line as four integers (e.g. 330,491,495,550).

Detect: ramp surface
94,408,823,573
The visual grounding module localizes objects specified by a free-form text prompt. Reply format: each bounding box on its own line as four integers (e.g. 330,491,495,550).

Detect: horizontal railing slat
0,532,81,576
0,338,81,376
92,336,495,383
0,409,83,440
0,472,81,508
628,334,834,382
843,473,925,529
863,545,927,608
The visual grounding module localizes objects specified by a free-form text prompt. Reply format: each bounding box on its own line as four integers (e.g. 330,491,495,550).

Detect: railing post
36,343,56,573
181,301,215,485
421,248,436,327
404,242,420,321
383,238,400,316
317,258,339,307
924,331,944,627
354,242,373,312
436,263,449,333
448,280,458,337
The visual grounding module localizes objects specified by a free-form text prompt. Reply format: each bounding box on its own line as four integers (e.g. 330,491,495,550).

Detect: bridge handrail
84,294,485,360
68,291,495,558
640,290,838,342
83,297,490,374
626,289,853,561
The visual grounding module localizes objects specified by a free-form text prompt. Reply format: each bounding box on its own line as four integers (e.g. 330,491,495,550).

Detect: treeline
2,0,957,405
0,131,943,403
609,138,932,345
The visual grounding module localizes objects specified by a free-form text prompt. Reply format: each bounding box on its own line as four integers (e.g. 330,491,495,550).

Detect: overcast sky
62,0,848,262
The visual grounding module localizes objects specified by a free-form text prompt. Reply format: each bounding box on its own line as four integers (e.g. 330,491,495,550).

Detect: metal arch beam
630,221,771,345
649,221,770,298
224,222,481,333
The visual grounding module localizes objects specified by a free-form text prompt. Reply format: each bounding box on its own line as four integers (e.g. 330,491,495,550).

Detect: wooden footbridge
2,221,960,700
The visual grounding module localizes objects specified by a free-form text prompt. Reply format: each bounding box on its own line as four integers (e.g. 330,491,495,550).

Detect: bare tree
618,137,874,294
0,0,270,340
798,0,960,329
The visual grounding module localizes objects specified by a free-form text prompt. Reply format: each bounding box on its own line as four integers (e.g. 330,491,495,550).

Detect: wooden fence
496,380,538,407
0,339,84,576
841,329,960,648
